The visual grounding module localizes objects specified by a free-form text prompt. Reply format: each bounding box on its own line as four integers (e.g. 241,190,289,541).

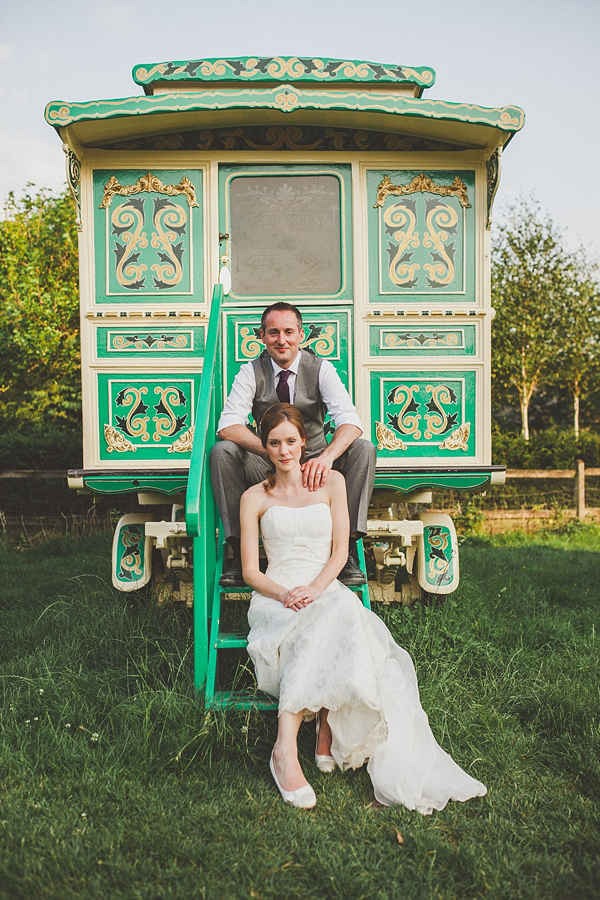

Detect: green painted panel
371,370,476,459
97,325,205,358
115,522,147,585
422,523,455,588
369,324,475,356
219,165,353,302
98,373,201,461
92,169,203,303
367,169,476,304
223,309,352,440
374,471,493,493
82,474,189,495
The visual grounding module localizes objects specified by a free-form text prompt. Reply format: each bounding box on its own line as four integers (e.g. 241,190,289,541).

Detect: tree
491,198,575,440
554,251,600,436
0,187,80,429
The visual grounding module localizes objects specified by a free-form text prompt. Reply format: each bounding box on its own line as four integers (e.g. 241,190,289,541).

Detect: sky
1,0,599,260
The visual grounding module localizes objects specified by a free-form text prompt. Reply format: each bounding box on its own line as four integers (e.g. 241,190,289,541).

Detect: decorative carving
63,146,82,231
100,173,198,209
102,126,462,153
486,148,501,229
374,173,471,209
239,326,264,359
375,421,407,452
168,426,195,453
383,201,420,287
114,387,150,441
423,202,459,287
275,87,300,112
133,57,435,87
153,386,188,441
383,330,460,349
118,525,144,579
105,424,136,453
387,385,421,438
111,199,148,290
239,322,336,360
425,528,452,586
111,332,190,351
439,422,470,452
424,384,458,439
151,200,187,288
303,324,335,357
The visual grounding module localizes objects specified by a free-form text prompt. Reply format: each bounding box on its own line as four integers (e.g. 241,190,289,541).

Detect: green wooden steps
205,540,371,710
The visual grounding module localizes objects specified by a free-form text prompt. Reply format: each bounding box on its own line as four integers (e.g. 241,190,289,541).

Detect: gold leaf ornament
168,427,195,453
439,422,470,452
100,173,198,209
375,421,407,452
104,424,136,453
374,173,470,209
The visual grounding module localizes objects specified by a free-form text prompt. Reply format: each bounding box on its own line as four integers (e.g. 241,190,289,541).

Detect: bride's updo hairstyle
260,403,307,493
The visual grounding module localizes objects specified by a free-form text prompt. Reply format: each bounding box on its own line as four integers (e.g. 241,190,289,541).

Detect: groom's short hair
260,302,303,332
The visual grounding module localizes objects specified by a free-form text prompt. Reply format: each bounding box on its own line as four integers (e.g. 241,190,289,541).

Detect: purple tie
277,370,291,403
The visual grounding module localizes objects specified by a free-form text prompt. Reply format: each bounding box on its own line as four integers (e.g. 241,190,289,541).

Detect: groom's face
260,310,304,369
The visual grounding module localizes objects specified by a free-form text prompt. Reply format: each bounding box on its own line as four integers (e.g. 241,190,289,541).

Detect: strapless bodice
260,503,333,573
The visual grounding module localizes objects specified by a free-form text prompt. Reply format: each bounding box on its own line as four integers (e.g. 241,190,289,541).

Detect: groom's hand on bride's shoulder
301,456,332,491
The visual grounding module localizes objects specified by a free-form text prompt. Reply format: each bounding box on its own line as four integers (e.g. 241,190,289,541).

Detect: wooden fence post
574,459,586,520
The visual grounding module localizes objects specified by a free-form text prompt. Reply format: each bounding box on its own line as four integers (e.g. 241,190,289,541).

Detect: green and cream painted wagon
46,56,523,702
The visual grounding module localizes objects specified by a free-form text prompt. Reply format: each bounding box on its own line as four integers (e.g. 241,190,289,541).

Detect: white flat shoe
315,714,336,773
270,752,316,809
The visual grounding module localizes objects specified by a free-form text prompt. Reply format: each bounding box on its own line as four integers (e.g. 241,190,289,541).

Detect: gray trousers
210,438,376,541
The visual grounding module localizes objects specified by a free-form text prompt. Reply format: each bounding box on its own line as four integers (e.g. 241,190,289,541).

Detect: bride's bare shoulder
325,469,347,501
241,482,271,512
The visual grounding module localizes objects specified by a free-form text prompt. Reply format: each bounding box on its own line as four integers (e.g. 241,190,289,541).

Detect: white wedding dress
246,503,487,814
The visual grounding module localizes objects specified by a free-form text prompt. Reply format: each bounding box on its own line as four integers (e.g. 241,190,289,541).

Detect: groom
210,301,376,587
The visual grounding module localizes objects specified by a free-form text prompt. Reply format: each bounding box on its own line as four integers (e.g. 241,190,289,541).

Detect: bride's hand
283,585,319,611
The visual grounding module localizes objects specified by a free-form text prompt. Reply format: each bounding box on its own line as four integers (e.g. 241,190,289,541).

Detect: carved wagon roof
45,57,524,152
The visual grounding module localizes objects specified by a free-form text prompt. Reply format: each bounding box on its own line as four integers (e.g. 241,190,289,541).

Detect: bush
0,422,82,470
492,427,600,469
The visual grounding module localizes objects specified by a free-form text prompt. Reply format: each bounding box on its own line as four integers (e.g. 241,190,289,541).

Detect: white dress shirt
217,350,363,433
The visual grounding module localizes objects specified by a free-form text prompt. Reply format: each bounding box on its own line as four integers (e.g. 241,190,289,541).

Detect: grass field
1,526,599,900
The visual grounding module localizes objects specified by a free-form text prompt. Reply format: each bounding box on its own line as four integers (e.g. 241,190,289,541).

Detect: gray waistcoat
252,351,327,454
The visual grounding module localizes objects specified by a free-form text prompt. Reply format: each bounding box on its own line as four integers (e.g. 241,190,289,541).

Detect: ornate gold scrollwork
168,426,195,453
426,531,451,584
275,87,300,112
374,173,470,210
375,421,407,452
383,203,420,287
423,204,459,286
439,422,470,452
63,147,82,231
384,331,459,349
105,424,136,453
302,325,335,356
240,326,263,359
486,148,501,229
100,173,198,209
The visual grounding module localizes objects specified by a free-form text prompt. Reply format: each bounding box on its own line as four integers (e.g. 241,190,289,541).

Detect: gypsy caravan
45,56,524,703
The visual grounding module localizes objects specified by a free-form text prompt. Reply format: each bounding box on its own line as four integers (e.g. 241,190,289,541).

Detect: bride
240,402,487,812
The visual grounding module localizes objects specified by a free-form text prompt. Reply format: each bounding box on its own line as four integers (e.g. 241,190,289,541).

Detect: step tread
215,631,248,648
211,690,278,710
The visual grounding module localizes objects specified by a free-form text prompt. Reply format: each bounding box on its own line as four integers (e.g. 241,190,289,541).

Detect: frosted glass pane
230,175,341,296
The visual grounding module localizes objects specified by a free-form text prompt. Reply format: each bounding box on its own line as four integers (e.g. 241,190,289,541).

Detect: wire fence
1,468,599,543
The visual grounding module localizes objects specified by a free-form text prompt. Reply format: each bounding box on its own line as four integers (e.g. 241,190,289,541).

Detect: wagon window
229,174,341,296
